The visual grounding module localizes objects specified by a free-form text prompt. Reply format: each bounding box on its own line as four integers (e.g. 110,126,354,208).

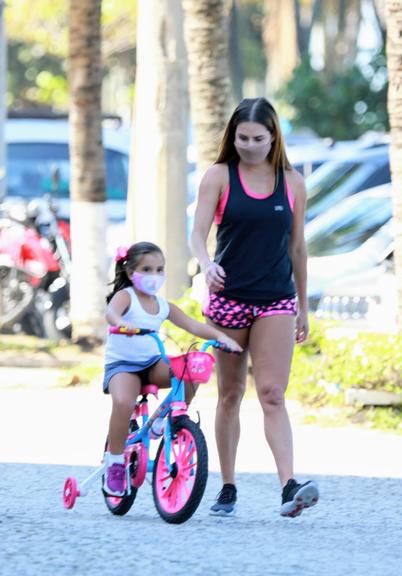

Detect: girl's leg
108,372,141,454
209,322,250,485
248,315,295,487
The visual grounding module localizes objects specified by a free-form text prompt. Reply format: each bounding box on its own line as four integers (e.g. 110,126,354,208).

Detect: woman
190,97,319,518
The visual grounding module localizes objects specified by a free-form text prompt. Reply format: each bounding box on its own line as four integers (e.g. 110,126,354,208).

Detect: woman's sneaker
103,463,126,497
210,483,237,516
280,478,319,518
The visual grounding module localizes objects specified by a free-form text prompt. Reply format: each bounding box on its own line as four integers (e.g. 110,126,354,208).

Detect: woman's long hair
215,97,291,172
106,241,164,303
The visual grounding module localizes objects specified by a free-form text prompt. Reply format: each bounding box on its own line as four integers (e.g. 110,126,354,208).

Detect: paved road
1,370,402,575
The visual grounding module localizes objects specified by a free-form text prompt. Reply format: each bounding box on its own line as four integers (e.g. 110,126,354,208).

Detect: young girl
103,241,242,497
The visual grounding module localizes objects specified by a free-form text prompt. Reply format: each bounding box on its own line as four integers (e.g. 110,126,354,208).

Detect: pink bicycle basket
168,351,215,383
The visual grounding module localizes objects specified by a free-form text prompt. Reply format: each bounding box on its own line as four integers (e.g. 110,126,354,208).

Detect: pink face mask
131,272,165,295
234,140,272,165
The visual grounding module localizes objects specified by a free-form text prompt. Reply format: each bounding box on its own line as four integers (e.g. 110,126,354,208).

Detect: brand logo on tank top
274,205,284,211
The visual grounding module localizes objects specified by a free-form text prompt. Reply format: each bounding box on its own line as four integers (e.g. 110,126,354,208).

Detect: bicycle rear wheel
152,418,208,524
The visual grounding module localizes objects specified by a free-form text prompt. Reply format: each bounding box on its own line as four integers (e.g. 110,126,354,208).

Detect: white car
306,185,393,308
314,260,397,332
305,144,390,223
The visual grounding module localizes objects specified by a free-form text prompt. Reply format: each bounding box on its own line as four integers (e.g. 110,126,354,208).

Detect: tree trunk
294,0,324,59
263,0,299,94
68,0,107,341
182,0,231,264
385,0,402,331
323,0,361,74
228,0,243,103
182,0,231,177
126,0,188,299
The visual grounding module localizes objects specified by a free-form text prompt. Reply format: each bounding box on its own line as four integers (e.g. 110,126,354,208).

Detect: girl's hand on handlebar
109,323,141,335
215,333,243,354
203,262,226,292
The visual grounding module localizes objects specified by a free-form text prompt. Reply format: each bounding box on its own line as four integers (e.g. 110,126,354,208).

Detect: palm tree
263,0,299,94
126,0,188,298
385,0,402,331
182,0,231,263
182,0,231,178
68,0,107,342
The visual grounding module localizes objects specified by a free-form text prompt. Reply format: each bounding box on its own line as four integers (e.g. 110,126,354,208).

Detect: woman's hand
295,309,309,343
216,333,243,353
203,262,226,292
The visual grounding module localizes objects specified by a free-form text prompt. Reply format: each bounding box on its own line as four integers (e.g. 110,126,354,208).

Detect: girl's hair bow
115,246,128,262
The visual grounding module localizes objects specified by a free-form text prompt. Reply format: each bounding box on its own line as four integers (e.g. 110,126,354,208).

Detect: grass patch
57,363,103,387
0,334,58,353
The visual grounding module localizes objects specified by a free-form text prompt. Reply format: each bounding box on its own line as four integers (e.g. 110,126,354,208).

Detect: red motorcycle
0,197,71,340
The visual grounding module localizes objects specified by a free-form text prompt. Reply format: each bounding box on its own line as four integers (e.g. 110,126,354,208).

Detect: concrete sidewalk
1,370,402,575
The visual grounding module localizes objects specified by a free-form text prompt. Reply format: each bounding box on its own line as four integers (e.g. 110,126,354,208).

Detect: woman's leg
209,322,250,485
248,315,295,487
108,372,141,454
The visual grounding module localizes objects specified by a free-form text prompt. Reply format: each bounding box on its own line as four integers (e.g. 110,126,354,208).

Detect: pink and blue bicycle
63,326,233,524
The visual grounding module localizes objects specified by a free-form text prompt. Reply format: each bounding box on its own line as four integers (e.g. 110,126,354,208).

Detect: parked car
305,143,390,222
4,116,131,222
306,184,393,310
314,258,397,332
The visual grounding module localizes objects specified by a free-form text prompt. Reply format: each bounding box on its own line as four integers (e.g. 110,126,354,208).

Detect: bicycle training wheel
102,438,139,516
152,417,208,524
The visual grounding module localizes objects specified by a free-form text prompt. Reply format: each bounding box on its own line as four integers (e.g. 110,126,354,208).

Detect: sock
108,452,125,465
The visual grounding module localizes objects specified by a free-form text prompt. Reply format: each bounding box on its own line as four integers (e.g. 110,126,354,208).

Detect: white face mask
131,272,165,295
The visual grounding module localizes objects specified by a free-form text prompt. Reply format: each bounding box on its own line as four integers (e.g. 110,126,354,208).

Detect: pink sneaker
103,463,126,496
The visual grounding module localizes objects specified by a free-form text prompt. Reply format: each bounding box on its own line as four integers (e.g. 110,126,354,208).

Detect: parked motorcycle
0,196,71,341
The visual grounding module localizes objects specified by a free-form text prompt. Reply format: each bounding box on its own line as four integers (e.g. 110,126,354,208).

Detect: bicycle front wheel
152,418,208,524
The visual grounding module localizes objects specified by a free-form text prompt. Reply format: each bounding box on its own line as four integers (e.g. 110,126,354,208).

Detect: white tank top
104,287,170,365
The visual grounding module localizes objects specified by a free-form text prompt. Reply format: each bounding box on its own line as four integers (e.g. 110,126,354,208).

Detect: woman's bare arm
190,163,228,292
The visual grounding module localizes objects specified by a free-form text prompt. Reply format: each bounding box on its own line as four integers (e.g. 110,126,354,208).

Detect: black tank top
214,162,295,304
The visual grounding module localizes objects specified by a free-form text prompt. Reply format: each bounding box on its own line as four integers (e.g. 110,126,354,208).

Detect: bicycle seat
140,384,158,397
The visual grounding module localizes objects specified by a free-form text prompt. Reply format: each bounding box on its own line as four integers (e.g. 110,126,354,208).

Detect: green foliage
163,291,204,353
288,325,402,410
7,41,68,111
5,1,137,112
354,406,402,431
278,54,389,140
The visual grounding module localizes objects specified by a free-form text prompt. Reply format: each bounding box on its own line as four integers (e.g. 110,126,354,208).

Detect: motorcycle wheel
42,282,71,342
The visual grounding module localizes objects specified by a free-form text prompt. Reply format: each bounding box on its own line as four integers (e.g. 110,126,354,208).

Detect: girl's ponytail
106,259,131,303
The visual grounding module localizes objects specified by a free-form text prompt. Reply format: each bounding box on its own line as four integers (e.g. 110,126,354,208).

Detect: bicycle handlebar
108,326,156,336
213,341,241,355
109,327,241,355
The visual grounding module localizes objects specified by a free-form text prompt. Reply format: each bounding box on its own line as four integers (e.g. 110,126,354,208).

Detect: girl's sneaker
103,463,126,497
280,478,319,518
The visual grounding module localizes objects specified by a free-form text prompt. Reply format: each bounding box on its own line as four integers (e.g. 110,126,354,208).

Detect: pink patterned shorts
203,292,297,329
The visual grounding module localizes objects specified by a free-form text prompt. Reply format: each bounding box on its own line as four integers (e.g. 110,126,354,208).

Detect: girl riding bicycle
103,241,242,497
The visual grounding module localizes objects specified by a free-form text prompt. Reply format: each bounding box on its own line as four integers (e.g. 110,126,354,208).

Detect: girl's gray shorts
103,356,161,394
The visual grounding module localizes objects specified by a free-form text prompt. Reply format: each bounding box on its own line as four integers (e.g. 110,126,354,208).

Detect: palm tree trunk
69,0,107,341
323,0,361,74
263,0,299,94
182,0,231,177
126,0,188,298
386,0,402,331
182,0,231,264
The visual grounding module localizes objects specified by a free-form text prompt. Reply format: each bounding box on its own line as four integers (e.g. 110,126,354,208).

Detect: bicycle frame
124,334,217,486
